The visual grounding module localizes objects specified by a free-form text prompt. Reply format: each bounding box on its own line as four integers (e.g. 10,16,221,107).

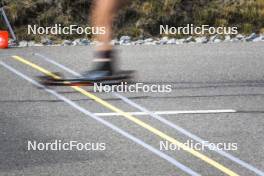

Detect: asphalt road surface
0,42,264,176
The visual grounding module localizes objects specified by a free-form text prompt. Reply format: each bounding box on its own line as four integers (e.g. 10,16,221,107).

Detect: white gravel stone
80,38,90,45
144,41,156,45
214,38,222,43
62,40,72,46
195,37,208,43
224,35,231,42
261,34,264,41
27,41,35,47
120,36,131,41
167,38,177,45
72,39,81,46
41,37,53,45
153,40,161,45
15,33,262,47
134,40,144,45
184,36,193,43
236,34,245,40
230,38,240,42
246,33,258,42
176,39,185,44
209,35,218,42
18,41,28,47
120,36,131,45
159,36,169,45
33,43,44,47
252,35,264,42
144,38,154,43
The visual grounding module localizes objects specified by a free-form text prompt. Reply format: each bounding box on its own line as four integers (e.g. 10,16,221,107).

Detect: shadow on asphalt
0,112,107,171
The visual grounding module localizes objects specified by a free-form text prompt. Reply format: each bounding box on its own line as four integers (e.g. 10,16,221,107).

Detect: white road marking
0,61,200,176
115,91,264,176
94,109,237,116
35,52,264,176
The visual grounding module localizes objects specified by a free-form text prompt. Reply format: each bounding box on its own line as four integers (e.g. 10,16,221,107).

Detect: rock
214,38,222,43
34,43,44,47
184,36,193,43
209,35,218,42
27,41,35,47
159,36,169,45
167,38,177,45
120,42,131,45
246,33,258,42
209,35,223,43
252,35,264,42
120,36,131,45
19,41,28,47
120,36,131,41
62,40,72,46
41,37,53,45
153,40,161,45
195,37,208,44
144,38,153,43
209,35,223,42
80,38,90,45
72,39,81,46
230,38,240,42
120,41,130,45
144,41,156,45
134,40,144,45
176,39,185,44
261,34,264,41
236,34,245,40
224,35,231,42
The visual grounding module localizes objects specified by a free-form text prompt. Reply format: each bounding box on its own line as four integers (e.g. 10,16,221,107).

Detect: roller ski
38,50,134,86
38,70,134,86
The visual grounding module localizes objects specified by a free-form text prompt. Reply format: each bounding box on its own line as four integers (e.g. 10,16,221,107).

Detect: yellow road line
12,55,239,176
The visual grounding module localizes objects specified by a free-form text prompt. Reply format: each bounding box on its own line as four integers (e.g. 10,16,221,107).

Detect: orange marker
0,31,8,49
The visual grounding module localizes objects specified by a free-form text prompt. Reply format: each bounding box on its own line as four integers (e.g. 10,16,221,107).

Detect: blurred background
0,0,264,42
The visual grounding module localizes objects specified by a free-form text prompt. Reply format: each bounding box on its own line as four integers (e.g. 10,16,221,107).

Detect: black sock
93,50,115,73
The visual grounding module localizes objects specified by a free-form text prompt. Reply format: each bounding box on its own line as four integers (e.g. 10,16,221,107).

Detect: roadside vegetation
1,0,264,41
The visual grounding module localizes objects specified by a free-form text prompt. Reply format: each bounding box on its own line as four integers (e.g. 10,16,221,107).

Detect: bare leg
83,0,121,77
92,0,119,53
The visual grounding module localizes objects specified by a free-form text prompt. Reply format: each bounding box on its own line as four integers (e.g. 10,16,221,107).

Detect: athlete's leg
92,0,119,51
85,0,121,78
